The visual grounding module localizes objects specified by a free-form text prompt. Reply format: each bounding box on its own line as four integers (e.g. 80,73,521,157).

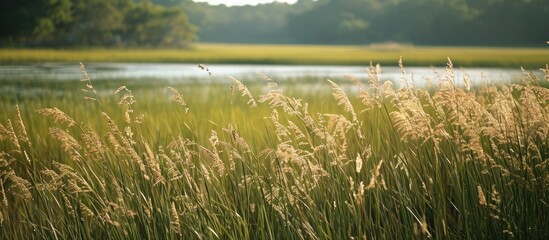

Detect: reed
0,61,547,239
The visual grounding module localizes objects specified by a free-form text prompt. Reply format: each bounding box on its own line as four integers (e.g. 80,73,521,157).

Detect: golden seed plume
230,76,257,107
4,170,32,200
49,127,82,161
2,120,21,153
15,105,30,146
79,201,95,217
477,185,487,206
170,202,181,235
366,160,384,190
355,154,363,173
144,143,166,185
327,80,358,123
167,87,190,112
1,180,8,207
81,129,104,156
37,108,77,128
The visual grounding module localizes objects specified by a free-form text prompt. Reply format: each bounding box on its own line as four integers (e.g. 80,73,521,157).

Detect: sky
193,0,298,6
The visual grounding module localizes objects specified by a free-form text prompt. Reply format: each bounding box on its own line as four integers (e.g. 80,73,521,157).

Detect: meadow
1,43,549,68
0,60,548,239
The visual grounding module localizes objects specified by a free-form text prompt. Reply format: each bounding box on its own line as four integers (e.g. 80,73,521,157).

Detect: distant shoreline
0,43,547,69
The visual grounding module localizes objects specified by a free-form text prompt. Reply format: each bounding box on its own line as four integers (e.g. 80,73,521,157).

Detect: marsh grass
0,61,548,239
1,44,549,68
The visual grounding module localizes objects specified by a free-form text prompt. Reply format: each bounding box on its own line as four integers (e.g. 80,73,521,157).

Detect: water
0,62,531,86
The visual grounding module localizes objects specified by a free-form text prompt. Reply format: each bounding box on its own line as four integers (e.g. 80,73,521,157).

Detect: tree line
194,0,548,46
286,0,549,46
1,0,547,47
0,0,196,47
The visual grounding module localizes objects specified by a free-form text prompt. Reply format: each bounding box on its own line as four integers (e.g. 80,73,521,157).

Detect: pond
0,63,535,86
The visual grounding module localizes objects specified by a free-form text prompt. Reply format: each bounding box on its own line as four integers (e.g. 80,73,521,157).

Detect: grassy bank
0,62,548,239
1,43,548,68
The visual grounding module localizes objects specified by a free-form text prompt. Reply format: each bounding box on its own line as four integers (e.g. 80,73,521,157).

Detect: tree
286,0,549,46
0,0,72,46
124,2,196,47
287,0,385,44
63,0,131,46
0,0,197,47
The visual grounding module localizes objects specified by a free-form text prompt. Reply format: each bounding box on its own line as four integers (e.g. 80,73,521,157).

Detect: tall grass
0,61,548,239
1,44,549,68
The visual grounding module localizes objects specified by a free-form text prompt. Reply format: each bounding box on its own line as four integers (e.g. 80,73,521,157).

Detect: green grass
0,63,548,239
1,43,548,68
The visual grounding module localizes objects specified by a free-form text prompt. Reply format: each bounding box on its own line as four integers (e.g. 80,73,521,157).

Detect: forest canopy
0,0,196,47
192,0,548,46
1,0,547,47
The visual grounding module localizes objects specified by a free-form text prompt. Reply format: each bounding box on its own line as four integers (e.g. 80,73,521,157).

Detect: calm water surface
0,63,532,86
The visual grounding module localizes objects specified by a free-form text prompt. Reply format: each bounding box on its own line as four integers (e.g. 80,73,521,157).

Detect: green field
1,62,548,239
1,43,549,68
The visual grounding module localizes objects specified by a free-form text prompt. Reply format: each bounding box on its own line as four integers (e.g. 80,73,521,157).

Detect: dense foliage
187,0,548,46
286,0,549,45
0,0,196,47
1,0,547,47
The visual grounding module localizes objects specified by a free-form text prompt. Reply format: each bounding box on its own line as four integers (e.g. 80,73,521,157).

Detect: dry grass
0,61,548,239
